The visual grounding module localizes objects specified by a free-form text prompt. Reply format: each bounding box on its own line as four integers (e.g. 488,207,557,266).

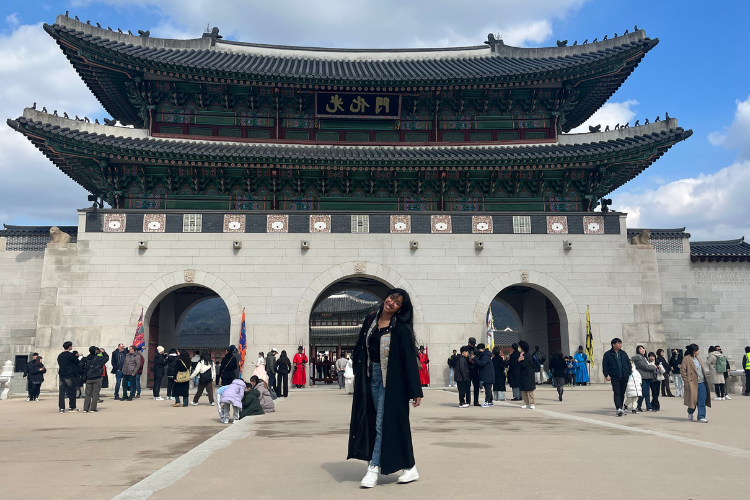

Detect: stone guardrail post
0,360,14,400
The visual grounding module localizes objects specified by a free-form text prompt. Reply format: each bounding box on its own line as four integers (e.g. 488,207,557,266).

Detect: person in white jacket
190,352,216,406
624,360,643,414
344,354,354,395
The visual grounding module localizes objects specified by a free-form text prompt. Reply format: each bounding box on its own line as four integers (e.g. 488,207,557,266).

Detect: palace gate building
2,14,748,390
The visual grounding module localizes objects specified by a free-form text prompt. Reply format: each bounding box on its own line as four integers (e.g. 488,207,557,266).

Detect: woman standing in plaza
172,350,191,407
252,351,268,384
632,345,656,412
518,341,536,409
669,349,684,397
656,348,673,397
707,346,727,400
681,343,711,422
348,288,423,488
492,347,506,402
275,350,291,398
27,356,46,401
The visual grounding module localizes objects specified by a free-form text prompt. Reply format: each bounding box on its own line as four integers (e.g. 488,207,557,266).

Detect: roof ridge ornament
202,26,222,46
484,33,503,53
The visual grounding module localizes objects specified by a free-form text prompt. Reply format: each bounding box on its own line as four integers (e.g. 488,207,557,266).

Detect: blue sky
1,0,748,239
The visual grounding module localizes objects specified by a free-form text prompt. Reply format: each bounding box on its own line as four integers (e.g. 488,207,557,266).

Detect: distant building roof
178,333,230,350
493,329,519,346
627,228,690,239
690,237,750,262
0,224,78,237
1,224,78,251
312,293,380,315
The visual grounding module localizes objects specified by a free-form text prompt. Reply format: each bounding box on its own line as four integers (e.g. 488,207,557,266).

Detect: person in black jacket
27,356,46,401
73,351,85,398
275,350,291,398
669,349,684,397
152,346,167,400
447,349,457,387
656,348,673,397
517,340,536,409
217,348,238,386
602,337,632,416
491,347,506,402
165,349,179,400
455,346,471,407
473,343,495,407
466,337,482,406
550,351,568,401
23,352,39,401
507,343,522,400
83,346,109,412
110,344,127,400
57,341,80,413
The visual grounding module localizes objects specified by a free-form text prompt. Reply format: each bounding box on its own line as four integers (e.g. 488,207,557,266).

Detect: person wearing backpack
190,351,216,406
447,349,457,387
707,346,728,400
742,346,750,396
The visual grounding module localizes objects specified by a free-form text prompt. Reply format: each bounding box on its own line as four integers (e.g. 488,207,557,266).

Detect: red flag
133,308,145,351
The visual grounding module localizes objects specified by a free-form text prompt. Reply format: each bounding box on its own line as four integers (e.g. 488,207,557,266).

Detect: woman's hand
412,397,421,408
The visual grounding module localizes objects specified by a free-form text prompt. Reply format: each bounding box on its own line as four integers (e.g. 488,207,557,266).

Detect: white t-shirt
693,358,704,383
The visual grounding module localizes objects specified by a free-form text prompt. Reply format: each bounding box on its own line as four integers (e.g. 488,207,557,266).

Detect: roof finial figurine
484,33,503,51
32,102,36,110
614,33,617,38
75,16,79,21
63,112,69,118
103,117,116,126
573,40,577,46
118,28,123,33
634,25,639,31
556,40,568,47
665,111,670,121
655,115,660,122
42,106,47,113
128,30,133,35
588,124,601,133
592,37,598,43
583,39,588,44
614,123,619,130
84,117,90,123
624,29,629,34
603,34,608,41
96,23,101,28
95,118,100,124
138,30,150,37
75,115,80,121
605,125,610,131
634,119,640,126
53,110,58,116
86,20,91,25
65,10,68,16
108,26,112,31
623,122,629,128
644,118,649,125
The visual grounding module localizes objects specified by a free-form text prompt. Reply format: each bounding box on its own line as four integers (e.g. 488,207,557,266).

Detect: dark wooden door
546,298,561,354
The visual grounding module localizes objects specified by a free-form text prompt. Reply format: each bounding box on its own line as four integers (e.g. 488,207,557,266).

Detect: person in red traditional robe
292,346,308,388
418,346,430,387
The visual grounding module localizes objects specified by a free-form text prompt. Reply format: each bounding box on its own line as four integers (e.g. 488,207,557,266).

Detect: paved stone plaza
1,387,747,499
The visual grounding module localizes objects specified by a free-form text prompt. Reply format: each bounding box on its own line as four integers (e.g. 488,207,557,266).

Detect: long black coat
492,356,506,391
507,350,521,388
348,310,423,475
172,359,190,398
152,354,167,378
518,352,536,392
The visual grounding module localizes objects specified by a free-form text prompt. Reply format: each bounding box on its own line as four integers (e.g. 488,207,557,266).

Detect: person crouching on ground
492,347,506,402
250,375,275,413
348,288,423,488
239,380,264,419
455,346,471,408
681,343,711,423
473,343,494,407
220,378,246,424
624,360,642,414
517,340,536,409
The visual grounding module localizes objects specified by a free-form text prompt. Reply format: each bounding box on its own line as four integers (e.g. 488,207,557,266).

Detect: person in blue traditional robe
574,346,590,385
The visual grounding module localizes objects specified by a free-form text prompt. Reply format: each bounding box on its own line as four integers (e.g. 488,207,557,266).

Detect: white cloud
0,23,105,226
708,94,750,160
567,100,639,134
78,0,589,48
615,96,750,240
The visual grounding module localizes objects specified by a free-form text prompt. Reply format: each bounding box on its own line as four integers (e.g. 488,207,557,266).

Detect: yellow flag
585,305,594,367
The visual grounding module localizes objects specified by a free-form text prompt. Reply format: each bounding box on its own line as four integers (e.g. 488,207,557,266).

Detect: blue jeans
449,367,454,386
122,375,136,399
369,362,386,467
688,382,707,420
135,374,141,395
637,379,652,410
114,371,123,398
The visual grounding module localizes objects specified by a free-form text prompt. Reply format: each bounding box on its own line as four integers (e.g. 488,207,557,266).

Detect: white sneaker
529,405,535,409
26,397,30,402
698,418,708,423
397,465,419,484
481,402,490,408
154,397,164,401
713,397,722,401
459,404,469,408
209,402,215,406
724,395,731,400
521,405,529,409
687,414,693,421
360,464,379,488
190,402,198,406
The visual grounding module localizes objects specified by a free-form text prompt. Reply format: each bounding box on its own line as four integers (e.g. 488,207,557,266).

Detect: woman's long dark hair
200,351,212,365
179,350,191,365
278,350,290,365
685,344,700,357
379,288,415,347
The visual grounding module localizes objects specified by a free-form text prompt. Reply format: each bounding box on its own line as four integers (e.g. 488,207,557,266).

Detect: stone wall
0,212,677,389
658,250,750,363
0,244,44,366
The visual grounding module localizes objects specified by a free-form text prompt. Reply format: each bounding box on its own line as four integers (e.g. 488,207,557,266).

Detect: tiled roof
8,114,691,167
627,228,690,239
312,293,380,314
178,333,230,349
690,237,750,262
45,17,656,85
0,224,78,237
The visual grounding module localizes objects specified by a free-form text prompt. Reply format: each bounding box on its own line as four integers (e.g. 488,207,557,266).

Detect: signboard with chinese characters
315,92,400,119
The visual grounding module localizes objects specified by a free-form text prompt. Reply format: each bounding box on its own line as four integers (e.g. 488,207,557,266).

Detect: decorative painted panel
546,216,568,234
103,213,126,233
267,214,289,233
310,215,331,233
472,216,493,234
223,214,246,233
583,216,604,235
143,214,166,233
431,215,452,233
390,215,411,233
